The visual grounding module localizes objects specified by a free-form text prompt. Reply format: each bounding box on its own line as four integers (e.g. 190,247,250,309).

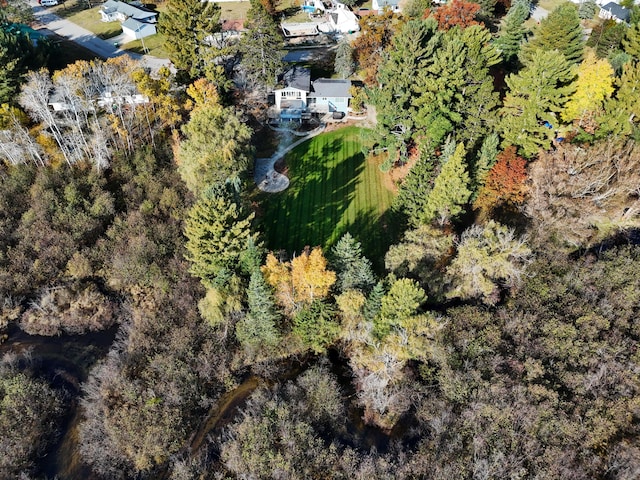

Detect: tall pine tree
373,19,439,158
520,3,585,65
419,142,472,225
331,233,376,293
184,184,257,288
239,0,285,90
159,0,221,79
235,271,282,352
499,49,576,157
494,0,530,64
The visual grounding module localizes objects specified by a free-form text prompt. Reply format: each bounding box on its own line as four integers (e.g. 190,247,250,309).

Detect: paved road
30,1,171,71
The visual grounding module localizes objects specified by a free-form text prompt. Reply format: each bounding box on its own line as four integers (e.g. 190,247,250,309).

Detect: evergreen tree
420,143,472,225
394,145,437,227
235,271,281,352
520,3,585,65
623,22,640,58
589,21,626,59
334,39,355,79
331,233,376,293
561,50,614,127
499,49,576,158
239,0,285,90
375,278,426,339
471,133,499,198
159,0,221,79
363,281,385,322
494,0,530,64
598,61,640,136
0,30,49,105
178,103,253,194
374,19,439,158
293,300,339,354
578,0,598,20
413,25,500,147
184,185,257,288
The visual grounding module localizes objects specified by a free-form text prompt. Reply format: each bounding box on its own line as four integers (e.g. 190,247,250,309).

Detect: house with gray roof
372,0,401,14
273,67,352,121
99,0,158,39
599,2,631,23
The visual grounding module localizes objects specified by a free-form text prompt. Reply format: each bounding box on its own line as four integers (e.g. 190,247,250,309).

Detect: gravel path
255,124,326,193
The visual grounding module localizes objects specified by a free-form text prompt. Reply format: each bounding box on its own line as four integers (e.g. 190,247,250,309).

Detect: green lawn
260,127,400,266
64,5,123,39
121,34,169,58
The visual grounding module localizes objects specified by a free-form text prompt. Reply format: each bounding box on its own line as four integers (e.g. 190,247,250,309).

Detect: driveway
30,1,171,72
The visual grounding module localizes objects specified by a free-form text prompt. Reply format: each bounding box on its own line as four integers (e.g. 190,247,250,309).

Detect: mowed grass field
260,127,400,266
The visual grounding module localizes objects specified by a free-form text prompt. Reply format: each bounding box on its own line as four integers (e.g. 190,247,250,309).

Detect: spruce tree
598,61,640,136
520,3,585,65
178,103,253,194
235,271,281,351
334,39,355,79
499,49,576,158
374,19,439,157
159,0,221,78
394,146,437,227
331,233,376,293
420,143,472,225
239,0,285,90
414,25,500,147
623,22,640,58
184,185,257,288
471,133,499,198
494,0,530,64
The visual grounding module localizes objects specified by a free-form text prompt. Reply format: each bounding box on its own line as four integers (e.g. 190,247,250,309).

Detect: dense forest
1,0,640,478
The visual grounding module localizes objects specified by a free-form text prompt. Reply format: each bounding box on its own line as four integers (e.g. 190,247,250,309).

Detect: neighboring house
99,0,158,39
372,0,402,14
598,2,631,22
121,18,157,39
273,67,351,121
48,88,148,112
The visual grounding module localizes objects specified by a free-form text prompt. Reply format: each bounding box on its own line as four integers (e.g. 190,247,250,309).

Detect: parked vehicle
40,0,59,6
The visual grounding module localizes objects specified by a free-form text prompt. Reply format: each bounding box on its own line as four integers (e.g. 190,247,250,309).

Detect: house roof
122,18,153,32
281,66,311,91
102,0,157,21
375,0,401,7
601,2,630,21
310,79,351,98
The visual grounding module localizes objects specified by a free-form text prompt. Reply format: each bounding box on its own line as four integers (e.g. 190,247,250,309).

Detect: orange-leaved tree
430,0,482,31
474,146,528,214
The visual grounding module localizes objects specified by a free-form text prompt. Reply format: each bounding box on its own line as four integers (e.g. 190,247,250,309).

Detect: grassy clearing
259,126,400,266
218,1,252,21
121,34,169,58
59,4,122,39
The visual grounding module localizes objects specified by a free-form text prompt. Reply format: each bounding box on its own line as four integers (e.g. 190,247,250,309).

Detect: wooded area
1,0,639,477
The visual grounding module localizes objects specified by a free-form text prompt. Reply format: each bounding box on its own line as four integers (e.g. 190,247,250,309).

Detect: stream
0,324,117,480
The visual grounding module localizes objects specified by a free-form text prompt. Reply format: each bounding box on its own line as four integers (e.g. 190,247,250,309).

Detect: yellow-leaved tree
262,247,336,316
561,50,614,129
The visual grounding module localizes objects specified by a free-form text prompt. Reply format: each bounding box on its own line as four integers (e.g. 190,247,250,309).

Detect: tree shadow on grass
333,207,403,274
261,137,365,258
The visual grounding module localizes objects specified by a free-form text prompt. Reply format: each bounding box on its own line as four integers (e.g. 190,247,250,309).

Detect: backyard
259,126,400,267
